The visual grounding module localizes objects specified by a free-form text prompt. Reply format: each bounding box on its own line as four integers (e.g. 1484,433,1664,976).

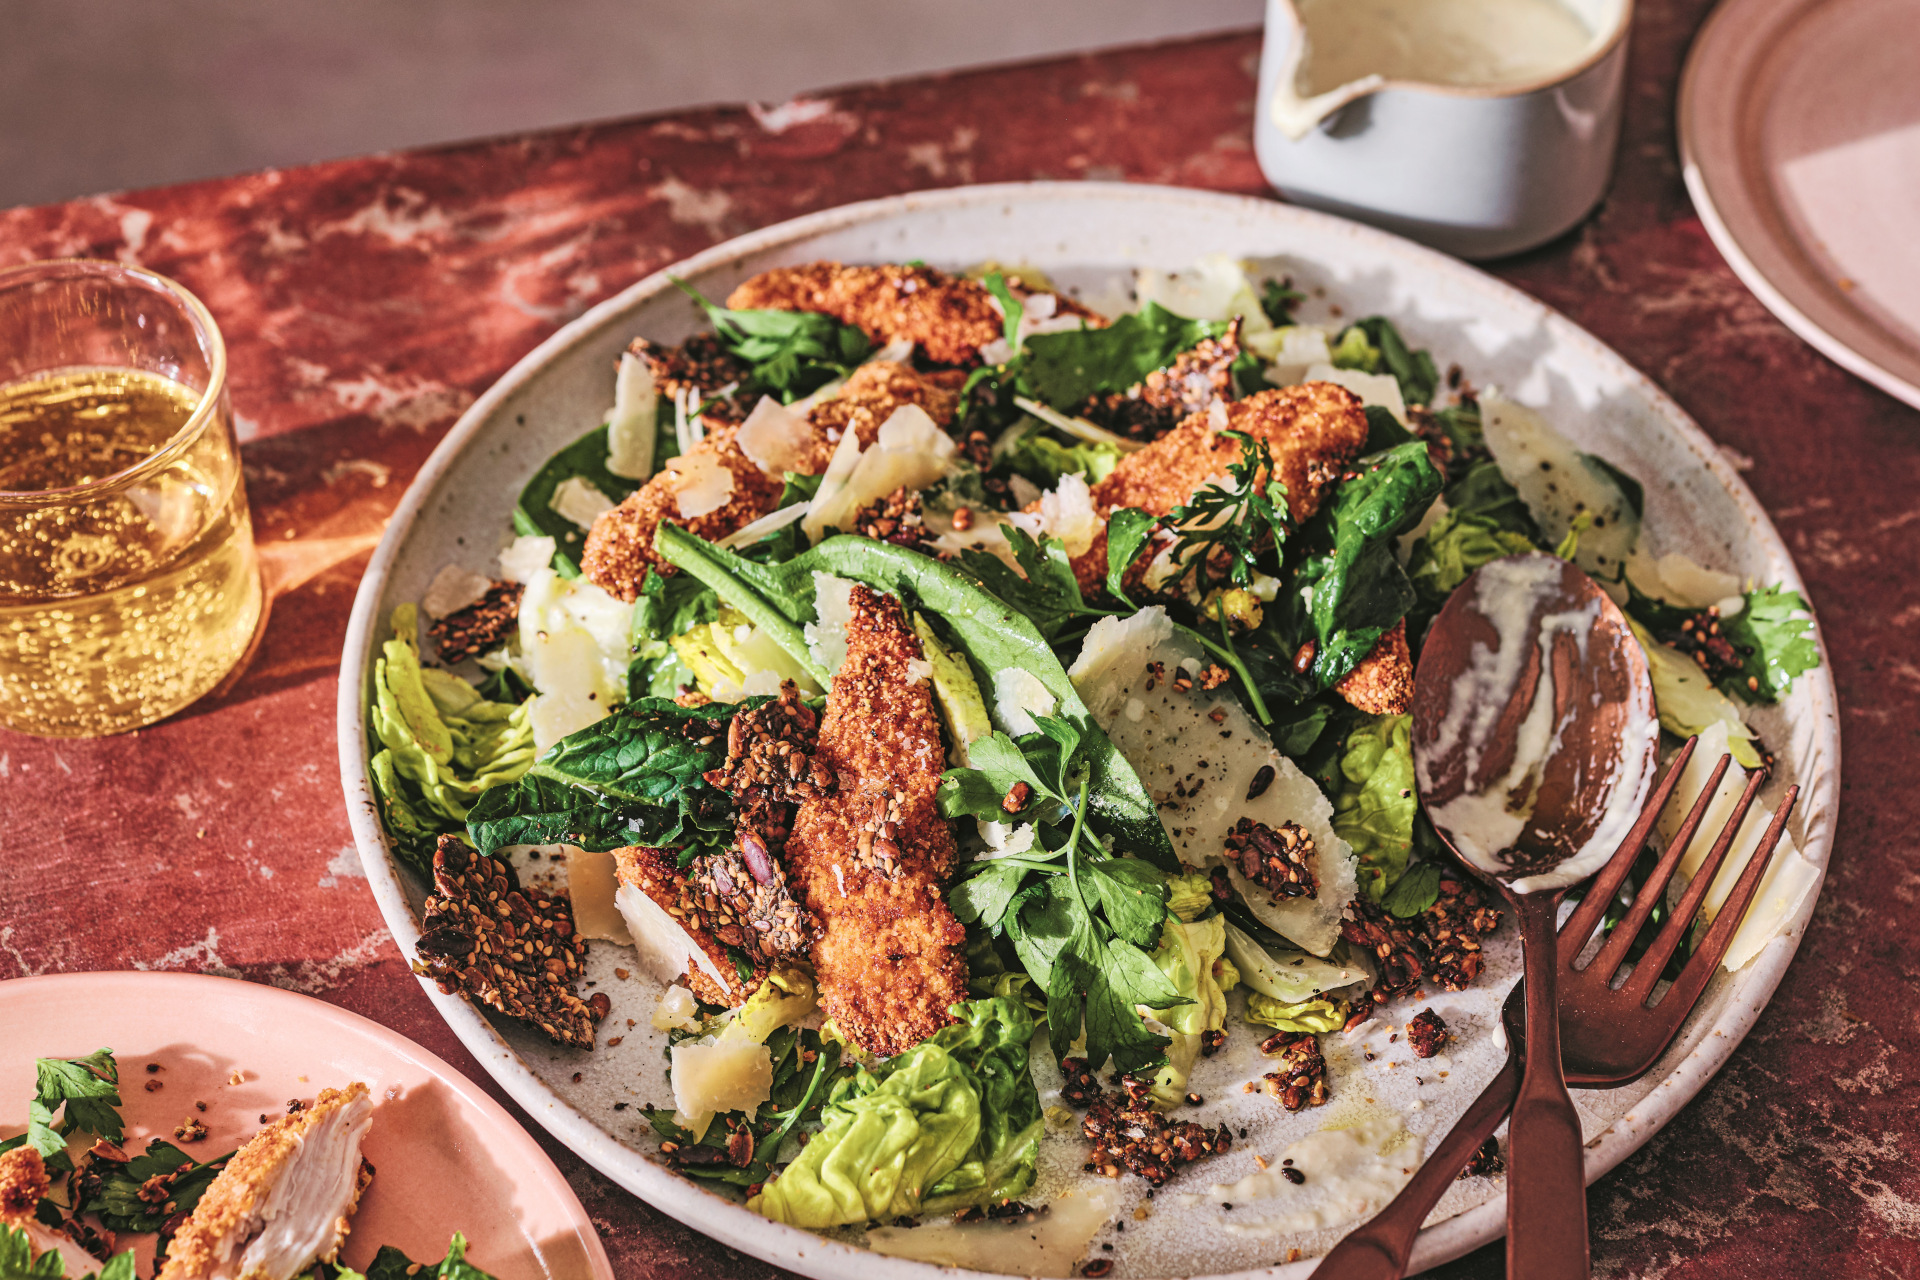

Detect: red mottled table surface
3,7,1917,1277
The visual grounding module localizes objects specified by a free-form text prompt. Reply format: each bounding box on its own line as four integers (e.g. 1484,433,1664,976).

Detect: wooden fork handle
1307,1053,1521,1280
1508,893,1589,1279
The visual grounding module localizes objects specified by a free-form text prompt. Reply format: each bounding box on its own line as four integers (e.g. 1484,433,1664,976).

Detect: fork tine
1584,749,1730,981
1651,785,1800,1016
1559,736,1700,968
1621,764,1769,1004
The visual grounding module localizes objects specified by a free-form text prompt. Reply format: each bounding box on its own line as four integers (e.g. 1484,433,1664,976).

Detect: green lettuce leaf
1143,916,1229,1109
752,998,1040,1227
1330,714,1418,902
1407,461,1542,604
1243,994,1347,1033
999,427,1123,487
1721,585,1820,701
368,605,536,870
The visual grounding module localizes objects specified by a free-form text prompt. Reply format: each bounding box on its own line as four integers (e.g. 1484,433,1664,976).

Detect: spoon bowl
1410,552,1657,1280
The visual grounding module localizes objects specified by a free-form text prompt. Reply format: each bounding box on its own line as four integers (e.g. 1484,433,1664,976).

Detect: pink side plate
1680,0,1920,410
0,972,613,1280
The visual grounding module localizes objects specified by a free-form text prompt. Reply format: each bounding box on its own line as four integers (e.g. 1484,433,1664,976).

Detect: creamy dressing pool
1296,0,1595,94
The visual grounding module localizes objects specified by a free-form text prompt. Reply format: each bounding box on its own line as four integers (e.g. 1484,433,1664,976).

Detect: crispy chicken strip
582,359,964,601
785,585,967,1055
1334,619,1413,714
159,1084,374,1280
1034,383,1371,597
726,262,1003,366
613,846,773,1008
0,1148,101,1279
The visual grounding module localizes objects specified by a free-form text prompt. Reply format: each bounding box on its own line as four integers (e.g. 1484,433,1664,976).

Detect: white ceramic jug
1253,0,1633,259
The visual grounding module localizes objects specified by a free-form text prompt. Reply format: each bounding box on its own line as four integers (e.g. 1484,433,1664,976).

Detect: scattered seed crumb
144,1079,163,1093
606,1036,625,1047
1288,1248,1302,1262
228,1071,244,1086
258,1114,270,1124
613,1103,629,1111
194,1101,206,1112
1253,1154,1269,1170
1134,1205,1150,1221
615,968,630,980
626,1019,637,1029
1283,1167,1306,1185
173,1118,208,1143
145,1063,161,1074
572,1072,583,1084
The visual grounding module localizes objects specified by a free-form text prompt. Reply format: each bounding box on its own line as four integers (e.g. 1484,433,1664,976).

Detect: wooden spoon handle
1307,1053,1520,1279
1507,893,1589,1279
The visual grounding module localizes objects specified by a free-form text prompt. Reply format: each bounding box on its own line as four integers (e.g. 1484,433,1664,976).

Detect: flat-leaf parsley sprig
941,716,1187,1074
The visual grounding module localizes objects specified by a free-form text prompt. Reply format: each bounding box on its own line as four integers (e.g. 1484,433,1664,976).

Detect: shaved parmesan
565,848,633,945
1482,389,1639,583
735,395,817,475
421,563,491,620
804,572,857,678
1006,472,1103,558
1263,324,1336,387
615,882,736,996
606,351,658,480
671,1038,773,1139
1135,255,1275,340
1306,361,1407,426
665,450,735,519
801,403,957,543
718,500,809,550
1654,720,1820,971
993,667,1058,737
1070,608,1356,954
518,567,632,750
652,983,702,1032
549,475,616,531
867,1186,1116,1276
497,534,555,584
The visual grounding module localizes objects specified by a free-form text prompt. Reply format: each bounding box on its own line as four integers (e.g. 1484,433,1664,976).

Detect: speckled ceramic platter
337,183,1839,1279
1679,0,1920,410
0,971,613,1280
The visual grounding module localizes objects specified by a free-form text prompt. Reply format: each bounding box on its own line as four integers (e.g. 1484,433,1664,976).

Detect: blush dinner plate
0,971,614,1280
1680,0,1920,410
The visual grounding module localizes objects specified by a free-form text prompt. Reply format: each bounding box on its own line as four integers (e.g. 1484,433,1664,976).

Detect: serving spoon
1409,553,1658,1279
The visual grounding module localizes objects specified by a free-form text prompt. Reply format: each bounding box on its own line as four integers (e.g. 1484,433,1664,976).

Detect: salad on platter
365,254,1822,1274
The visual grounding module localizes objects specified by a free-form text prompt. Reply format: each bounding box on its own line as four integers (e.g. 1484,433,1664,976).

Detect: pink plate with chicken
0,971,613,1280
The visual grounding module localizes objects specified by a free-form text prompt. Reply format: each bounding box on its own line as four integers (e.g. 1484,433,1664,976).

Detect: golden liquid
0,368,261,736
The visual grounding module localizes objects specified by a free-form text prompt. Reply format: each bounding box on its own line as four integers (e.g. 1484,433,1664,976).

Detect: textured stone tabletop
3,5,1916,1277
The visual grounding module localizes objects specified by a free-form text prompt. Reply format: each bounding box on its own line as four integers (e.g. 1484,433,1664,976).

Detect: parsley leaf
335,1233,504,1280
1103,507,1158,607
956,526,1087,642
1722,585,1820,702
671,277,871,402
1162,430,1292,597
27,1050,122,1158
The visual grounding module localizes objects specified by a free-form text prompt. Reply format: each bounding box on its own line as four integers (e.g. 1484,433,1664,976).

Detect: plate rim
335,179,1841,1280
0,969,616,1280
1677,0,1920,411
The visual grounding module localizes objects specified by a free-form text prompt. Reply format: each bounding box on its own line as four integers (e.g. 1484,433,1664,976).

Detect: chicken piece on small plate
158,1083,374,1280
0,1146,106,1279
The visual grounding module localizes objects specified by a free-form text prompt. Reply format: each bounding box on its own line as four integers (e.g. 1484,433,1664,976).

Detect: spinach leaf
512,424,642,577
1383,860,1443,919
626,568,716,701
467,698,743,860
1349,317,1440,408
1019,303,1224,408
672,278,870,402
92,1138,231,1232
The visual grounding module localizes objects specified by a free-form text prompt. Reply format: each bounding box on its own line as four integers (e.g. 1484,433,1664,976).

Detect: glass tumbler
0,259,262,737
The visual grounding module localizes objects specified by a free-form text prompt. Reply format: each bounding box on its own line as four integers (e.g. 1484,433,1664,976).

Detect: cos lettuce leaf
1407,461,1542,604
999,427,1123,488
1143,916,1229,1110
1243,994,1347,1034
1330,714,1418,902
369,605,536,871
751,997,1041,1228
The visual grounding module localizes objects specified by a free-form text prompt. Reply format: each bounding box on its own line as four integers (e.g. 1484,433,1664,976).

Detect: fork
1310,736,1801,1280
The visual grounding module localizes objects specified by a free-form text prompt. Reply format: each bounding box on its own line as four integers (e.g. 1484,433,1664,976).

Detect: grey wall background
2,0,1266,210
